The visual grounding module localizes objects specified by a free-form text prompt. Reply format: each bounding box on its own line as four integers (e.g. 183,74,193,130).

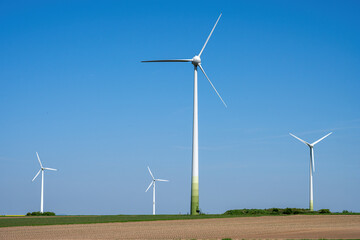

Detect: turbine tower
32,152,57,213
289,132,332,211
142,14,226,215
145,166,169,215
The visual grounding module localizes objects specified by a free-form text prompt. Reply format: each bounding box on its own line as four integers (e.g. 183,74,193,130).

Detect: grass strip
1,209,358,228
0,214,239,228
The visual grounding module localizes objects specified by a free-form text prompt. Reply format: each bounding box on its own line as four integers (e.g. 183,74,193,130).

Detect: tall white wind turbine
142,14,226,215
289,132,332,211
32,152,57,213
145,166,169,215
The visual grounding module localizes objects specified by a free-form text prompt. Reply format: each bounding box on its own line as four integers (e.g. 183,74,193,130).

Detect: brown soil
1,215,359,239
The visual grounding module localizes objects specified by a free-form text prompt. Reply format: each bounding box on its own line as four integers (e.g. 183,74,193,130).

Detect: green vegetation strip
0,214,233,228
1,208,358,228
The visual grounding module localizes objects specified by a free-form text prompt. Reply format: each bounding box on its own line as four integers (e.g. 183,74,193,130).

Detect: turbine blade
198,64,227,108
32,169,41,182
36,152,43,168
289,133,311,147
155,179,169,182
312,132,332,146
199,13,222,57
44,167,57,171
141,59,192,63
145,181,153,192
311,148,315,172
147,166,154,179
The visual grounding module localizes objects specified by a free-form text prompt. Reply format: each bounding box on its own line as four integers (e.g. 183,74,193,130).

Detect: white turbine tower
142,14,226,215
289,132,332,211
32,152,57,213
145,166,169,215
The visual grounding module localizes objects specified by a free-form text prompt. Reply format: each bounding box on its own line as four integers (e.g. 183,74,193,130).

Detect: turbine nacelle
289,132,332,173
192,55,201,66
145,166,169,191
289,132,332,148
32,152,58,182
141,13,227,108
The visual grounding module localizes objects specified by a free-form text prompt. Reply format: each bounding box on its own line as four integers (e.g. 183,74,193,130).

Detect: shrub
26,212,41,216
270,208,279,214
224,208,316,216
26,211,55,216
224,209,243,215
293,210,301,214
43,212,56,216
292,208,310,214
342,210,349,214
318,209,331,214
283,208,293,215
224,209,267,215
245,209,267,215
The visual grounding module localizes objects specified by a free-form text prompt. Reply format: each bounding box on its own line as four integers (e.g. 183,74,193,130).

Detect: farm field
1,210,358,228
0,215,359,239
0,214,233,228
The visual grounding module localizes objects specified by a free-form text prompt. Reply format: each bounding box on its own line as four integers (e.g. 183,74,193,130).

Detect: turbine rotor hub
192,55,201,66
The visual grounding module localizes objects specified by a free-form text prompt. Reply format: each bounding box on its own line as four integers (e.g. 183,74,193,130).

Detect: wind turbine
289,132,332,211
32,152,57,213
145,166,169,215
142,14,226,215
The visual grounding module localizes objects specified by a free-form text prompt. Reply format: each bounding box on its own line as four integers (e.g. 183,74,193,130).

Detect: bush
342,210,349,214
224,208,317,216
244,209,268,215
318,209,331,214
293,210,301,214
292,208,310,214
270,208,279,214
283,208,293,215
224,209,267,215
26,211,55,216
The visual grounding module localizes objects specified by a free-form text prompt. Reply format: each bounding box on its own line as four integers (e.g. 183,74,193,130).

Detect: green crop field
1,208,358,228
0,214,233,228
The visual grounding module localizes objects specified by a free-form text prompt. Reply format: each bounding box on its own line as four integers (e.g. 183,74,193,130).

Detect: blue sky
0,0,359,215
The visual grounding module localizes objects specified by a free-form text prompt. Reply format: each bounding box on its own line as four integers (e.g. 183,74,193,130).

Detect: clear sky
1,0,359,215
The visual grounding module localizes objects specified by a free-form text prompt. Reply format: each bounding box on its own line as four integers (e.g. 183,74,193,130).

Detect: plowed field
1,215,359,239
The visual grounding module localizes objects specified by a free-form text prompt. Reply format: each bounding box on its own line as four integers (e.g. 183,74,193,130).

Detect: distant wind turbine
289,132,332,211
32,152,57,213
145,166,169,215
142,13,226,215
